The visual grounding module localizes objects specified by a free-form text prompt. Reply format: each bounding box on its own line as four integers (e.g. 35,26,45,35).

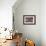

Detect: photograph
0,0,46,46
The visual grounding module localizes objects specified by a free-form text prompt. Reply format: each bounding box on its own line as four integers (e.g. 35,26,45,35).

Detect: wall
0,0,16,30
41,0,46,46
13,0,41,46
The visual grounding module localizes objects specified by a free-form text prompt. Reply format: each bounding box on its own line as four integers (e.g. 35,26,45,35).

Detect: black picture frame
23,15,36,25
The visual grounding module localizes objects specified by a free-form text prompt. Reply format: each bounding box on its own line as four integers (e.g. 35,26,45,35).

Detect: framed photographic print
23,15,36,25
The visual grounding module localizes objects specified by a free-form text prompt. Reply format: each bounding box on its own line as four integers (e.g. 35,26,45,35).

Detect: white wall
0,0,16,29
41,0,46,46
13,0,46,46
13,0,41,46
